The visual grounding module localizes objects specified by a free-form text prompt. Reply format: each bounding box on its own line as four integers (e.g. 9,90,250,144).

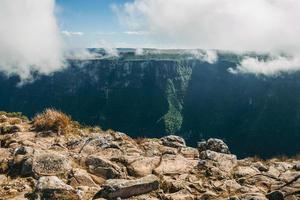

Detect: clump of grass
0,111,28,121
33,109,77,135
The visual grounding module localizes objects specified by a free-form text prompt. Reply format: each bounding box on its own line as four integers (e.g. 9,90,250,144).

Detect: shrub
33,109,75,135
0,111,28,121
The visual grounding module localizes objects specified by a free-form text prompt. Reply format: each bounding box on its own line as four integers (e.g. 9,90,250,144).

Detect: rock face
3,51,300,157
0,112,300,200
94,175,160,199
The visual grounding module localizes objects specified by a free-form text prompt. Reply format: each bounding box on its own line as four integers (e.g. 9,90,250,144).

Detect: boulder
85,155,123,179
252,162,269,172
127,156,160,177
0,148,11,173
76,186,99,200
0,174,8,184
33,176,80,200
0,115,8,122
79,136,114,155
32,151,71,177
198,138,230,154
293,163,300,171
160,175,190,193
180,147,199,159
198,150,237,172
163,189,196,200
279,171,300,183
238,193,268,200
161,135,186,148
234,166,260,178
200,191,218,199
154,154,197,175
266,191,284,200
93,175,159,199
69,168,99,188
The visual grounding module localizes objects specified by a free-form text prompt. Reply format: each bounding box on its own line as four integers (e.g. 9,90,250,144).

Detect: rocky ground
0,111,300,200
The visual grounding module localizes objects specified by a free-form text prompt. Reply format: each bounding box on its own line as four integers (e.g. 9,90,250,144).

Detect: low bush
33,109,76,135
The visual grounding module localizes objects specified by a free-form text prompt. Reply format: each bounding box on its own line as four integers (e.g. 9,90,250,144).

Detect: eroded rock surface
93,175,160,199
0,113,300,199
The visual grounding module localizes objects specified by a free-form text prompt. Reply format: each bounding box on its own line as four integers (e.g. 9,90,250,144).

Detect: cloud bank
229,56,300,76
117,0,300,75
0,0,64,82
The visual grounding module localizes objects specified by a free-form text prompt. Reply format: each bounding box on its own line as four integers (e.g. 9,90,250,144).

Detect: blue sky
56,0,153,48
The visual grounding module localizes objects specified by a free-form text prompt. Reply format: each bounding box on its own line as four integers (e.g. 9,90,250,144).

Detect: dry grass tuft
33,109,77,135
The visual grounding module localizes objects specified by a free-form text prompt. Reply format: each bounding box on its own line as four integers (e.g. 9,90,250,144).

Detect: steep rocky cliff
0,111,300,200
1,50,300,157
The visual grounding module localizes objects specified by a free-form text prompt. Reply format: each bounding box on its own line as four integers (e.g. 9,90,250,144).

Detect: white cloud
117,0,300,75
0,0,64,82
135,48,144,55
189,50,218,64
95,40,119,57
61,31,84,37
228,56,300,76
123,31,150,35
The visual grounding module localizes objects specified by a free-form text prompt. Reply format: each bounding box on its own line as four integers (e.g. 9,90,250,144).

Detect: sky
1,0,300,80
57,0,159,48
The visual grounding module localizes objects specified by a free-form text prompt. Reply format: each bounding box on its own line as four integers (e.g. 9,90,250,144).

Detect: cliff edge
0,109,299,200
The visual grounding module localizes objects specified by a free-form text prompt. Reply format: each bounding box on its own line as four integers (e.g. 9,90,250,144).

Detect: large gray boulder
85,155,123,179
154,154,198,175
127,156,160,177
266,191,284,200
69,168,99,188
198,138,231,154
161,135,186,148
198,150,237,173
93,174,160,199
33,176,80,200
32,151,71,177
